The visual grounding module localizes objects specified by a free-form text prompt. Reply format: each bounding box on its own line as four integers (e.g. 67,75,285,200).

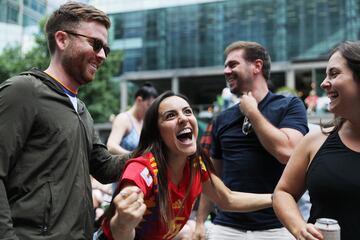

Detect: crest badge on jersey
140,167,153,187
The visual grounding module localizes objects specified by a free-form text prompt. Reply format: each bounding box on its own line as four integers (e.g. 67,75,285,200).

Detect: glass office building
0,0,47,27
0,0,48,51
94,0,360,111
105,0,359,71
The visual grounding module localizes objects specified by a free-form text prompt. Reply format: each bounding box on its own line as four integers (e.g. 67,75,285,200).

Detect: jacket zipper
41,182,52,235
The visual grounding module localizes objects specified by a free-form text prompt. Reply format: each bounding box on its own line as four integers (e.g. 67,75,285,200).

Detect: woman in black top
273,41,360,240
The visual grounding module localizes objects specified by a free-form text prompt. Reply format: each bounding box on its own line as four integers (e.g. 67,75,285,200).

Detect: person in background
304,90,318,114
273,41,360,240
194,41,308,240
107,83,158,155
96,91,273,240
221,87,239,110
0,2,131,239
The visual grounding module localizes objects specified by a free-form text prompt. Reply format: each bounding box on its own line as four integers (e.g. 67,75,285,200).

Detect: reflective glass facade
0,0,47,52
0,0,46,27
109,0,360,73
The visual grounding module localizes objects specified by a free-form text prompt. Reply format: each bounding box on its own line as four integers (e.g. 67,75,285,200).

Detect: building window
7,4,19,24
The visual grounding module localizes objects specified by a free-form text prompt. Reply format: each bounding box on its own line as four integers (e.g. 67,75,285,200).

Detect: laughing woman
273,41,360,240
96,91,272,240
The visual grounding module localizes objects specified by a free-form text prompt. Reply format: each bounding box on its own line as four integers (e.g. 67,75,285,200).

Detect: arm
107,161,153,240
107,113,132,155
110,185,146,240
240,92,306,164
0,182,19,240
202,173,272,212
0,78,37,239
91,176,112,195
90,141,130,184
194,158,222,240
193,195,214,240
273,131,325,240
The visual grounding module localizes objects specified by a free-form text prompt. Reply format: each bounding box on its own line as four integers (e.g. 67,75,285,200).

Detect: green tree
0,46,26,81
0,18,122,123
78,50,122,123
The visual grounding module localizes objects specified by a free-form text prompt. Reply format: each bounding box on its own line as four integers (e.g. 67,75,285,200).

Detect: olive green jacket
0,69,128,239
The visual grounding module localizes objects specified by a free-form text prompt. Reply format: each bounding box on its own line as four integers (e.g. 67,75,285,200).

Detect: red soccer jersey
102,152,209,240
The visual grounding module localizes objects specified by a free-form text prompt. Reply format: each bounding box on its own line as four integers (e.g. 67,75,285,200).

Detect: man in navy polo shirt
195,41,308,240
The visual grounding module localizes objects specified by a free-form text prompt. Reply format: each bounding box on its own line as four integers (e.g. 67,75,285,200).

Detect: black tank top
306,131,360,240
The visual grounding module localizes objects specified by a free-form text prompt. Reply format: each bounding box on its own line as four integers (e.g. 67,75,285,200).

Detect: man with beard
0,2,140,239
194,41,308,240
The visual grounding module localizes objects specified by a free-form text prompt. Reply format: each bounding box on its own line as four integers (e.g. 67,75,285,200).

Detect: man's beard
229,73,252,96
62,50,90,86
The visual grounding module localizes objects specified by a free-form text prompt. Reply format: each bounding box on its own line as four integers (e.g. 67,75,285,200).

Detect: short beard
61,48,87,86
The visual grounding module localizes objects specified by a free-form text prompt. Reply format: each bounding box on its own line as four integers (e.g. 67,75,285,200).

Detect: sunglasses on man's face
63,30,110,57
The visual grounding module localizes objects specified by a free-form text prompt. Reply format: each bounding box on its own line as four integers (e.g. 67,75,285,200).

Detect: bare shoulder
113,112,132,126
115,112,129,121
305,126,330,162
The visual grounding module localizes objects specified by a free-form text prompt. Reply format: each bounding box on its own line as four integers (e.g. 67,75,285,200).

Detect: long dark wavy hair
104,91,214,231
321,41,360,134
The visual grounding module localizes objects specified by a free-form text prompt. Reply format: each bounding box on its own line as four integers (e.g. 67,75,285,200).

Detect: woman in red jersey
97,91,272,240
